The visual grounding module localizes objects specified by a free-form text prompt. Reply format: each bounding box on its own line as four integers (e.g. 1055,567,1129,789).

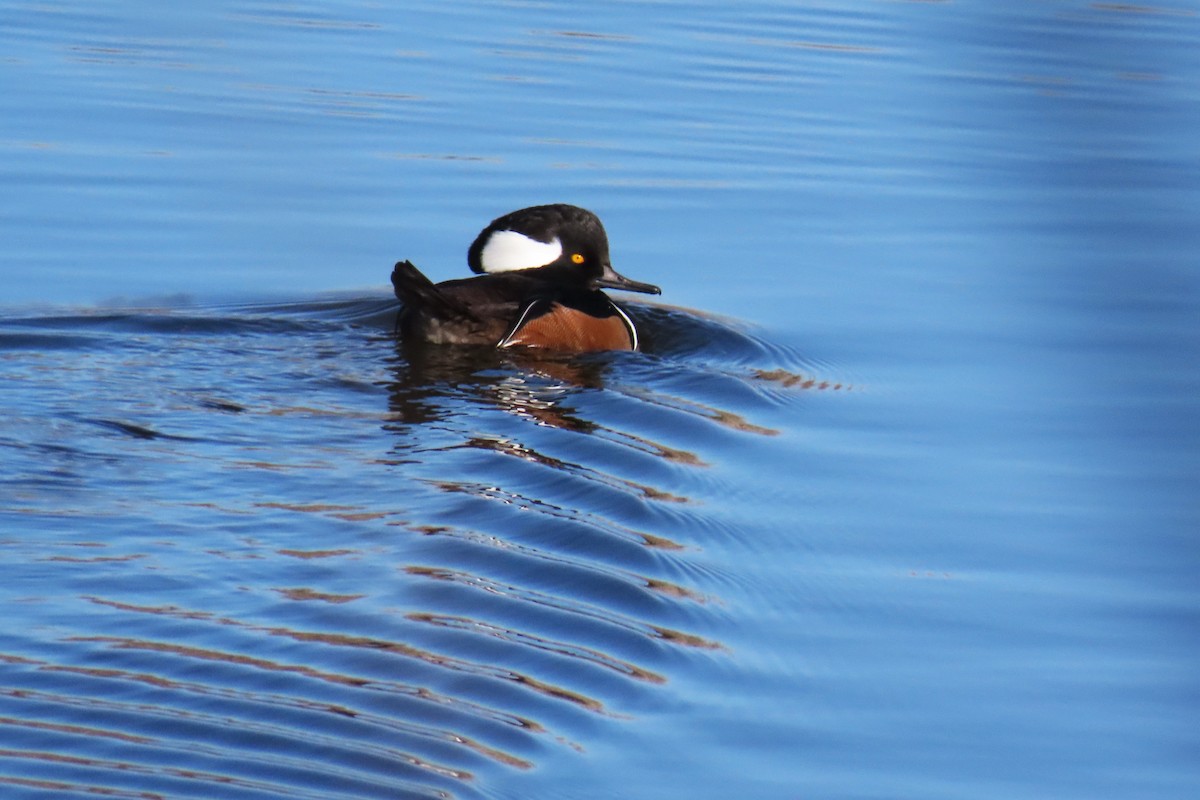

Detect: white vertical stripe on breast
610,302,638,350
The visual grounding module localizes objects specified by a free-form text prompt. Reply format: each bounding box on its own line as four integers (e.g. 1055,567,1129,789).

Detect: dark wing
390,260,478,321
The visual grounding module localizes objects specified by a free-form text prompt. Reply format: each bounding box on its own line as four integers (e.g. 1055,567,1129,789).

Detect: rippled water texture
1,300,833,799
2,2,1199,799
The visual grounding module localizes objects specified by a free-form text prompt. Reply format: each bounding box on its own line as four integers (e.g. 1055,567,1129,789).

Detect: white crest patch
479,230,563,273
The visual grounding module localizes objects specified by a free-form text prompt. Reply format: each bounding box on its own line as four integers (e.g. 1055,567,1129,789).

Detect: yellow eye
570,253,585,264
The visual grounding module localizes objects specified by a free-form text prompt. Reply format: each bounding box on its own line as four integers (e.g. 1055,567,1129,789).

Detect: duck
391,204,660,351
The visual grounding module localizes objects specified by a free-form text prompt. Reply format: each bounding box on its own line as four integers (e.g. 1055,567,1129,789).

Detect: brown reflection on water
0,678,481,787
59,633,532,770
0,744,306,798
753,368,851,391
597,428,708,468
620,384,781,436
40,553,147,564
429,478,686,551
404,566,719,651
79,596,614,724
644,577,710,603
277,548,358,560
279,628,606,715
455,434,692,505
254,501,397,523
274,587,364,604
404,524,706,602
0,714,153,745
0,775,148,798
406,612,667,685
0,681,479,787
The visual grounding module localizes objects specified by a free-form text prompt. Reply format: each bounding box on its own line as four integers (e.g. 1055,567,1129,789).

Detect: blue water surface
2,1,1198,799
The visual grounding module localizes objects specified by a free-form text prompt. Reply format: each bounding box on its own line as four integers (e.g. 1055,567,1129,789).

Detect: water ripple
0,297,826,798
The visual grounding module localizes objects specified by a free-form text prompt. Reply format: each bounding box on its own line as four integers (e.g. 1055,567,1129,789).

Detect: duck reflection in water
388,203,662,430
387,339,609,432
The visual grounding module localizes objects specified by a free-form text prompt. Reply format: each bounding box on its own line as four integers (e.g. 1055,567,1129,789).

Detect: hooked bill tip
596,266,661,295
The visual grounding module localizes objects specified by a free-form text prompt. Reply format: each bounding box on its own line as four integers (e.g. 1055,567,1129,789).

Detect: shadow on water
0,297,843,799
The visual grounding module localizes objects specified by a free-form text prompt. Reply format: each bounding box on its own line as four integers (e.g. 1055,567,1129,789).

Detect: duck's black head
466,203,661,295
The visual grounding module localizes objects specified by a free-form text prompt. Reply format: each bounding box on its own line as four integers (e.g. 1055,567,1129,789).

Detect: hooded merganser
391,204,661,352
